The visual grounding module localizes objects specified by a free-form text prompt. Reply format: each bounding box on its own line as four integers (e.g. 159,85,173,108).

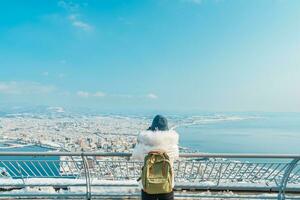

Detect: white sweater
131,130,180,163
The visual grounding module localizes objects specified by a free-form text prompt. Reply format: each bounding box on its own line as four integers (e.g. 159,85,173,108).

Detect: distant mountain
46,107,65,113
0,105,73,118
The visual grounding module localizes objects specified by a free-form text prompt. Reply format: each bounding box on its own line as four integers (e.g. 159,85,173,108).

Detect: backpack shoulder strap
148,150,169,158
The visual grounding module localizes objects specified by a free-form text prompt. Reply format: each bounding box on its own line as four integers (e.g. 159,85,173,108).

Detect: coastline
0,138,61,152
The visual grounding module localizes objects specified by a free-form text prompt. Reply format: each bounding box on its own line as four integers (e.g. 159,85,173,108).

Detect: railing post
277,158,299,200
17,163,25,185
216,163,222,186
81,153,92,200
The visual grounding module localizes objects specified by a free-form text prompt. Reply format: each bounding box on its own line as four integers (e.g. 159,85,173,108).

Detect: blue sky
0,0,300,112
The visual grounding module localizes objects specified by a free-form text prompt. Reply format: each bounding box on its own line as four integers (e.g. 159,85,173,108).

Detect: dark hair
148,115,169,131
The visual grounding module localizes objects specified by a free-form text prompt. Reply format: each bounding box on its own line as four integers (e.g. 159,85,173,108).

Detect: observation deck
0,152,299,199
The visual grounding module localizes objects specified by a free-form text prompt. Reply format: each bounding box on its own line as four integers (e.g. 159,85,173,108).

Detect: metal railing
0,152,299,199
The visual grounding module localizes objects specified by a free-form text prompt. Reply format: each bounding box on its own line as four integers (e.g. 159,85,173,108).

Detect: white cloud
42,71,49,76
58,1,93,32
93,91,106,97
77,91,106,98
68,14,77,21
181,0,202,4
111,93,158,99
181,0,224,4
71,20,93,31
0,81,55,95
67,14,93,32
58,0,80,12
76,91,157,100
147,93,158,99
77,91,90,98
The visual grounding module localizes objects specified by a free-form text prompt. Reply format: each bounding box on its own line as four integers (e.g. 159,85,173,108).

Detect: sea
177,112,300,154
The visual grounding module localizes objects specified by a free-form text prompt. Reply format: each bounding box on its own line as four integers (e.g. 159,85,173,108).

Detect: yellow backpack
141,150,173,194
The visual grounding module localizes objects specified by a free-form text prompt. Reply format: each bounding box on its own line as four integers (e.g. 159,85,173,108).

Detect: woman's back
131,115,179,200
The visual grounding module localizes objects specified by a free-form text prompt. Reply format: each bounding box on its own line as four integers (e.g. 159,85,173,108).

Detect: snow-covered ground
0,178,288,199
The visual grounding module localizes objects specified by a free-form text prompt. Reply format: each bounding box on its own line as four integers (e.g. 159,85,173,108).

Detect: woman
131,115,179,200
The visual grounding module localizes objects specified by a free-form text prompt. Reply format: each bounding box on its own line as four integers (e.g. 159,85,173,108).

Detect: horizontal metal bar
175,185,300,193
1,193,299,200
0,152,300,159
0,152,131,157
0,193,278,199
91,193,278,199
2,183,299,193
179,153,300,159
0,193,86,197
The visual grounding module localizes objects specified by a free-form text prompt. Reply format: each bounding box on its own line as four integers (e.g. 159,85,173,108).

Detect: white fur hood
131,130,179,162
